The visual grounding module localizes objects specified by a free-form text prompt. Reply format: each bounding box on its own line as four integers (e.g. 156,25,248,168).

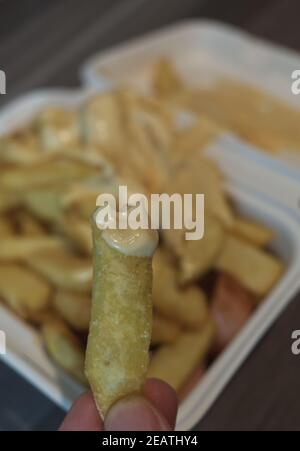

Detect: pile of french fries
0,59,284,397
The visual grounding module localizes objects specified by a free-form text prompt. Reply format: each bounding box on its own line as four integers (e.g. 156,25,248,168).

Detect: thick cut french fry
26,247,92,292
148,320,215,392
42,320,86,384
0,264,51,319
53,289,91,332
215,235,284,296
232,217,273,247
151,314,181,346
153,248,208,329
85,219,155,417
0,236,64,261
37,108,80,151
178,215,225,284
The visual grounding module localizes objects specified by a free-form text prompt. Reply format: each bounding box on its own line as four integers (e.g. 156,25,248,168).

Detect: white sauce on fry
102,228,158,257
94,207,158,258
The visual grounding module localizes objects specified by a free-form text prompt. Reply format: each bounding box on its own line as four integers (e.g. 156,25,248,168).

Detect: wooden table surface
0,0,300,431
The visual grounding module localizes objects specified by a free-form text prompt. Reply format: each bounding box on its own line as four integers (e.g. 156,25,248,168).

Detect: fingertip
60,391,103,431
144,378,178,429
104,395,171,431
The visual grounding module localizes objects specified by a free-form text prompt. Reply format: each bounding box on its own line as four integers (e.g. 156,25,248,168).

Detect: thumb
104,395,172,431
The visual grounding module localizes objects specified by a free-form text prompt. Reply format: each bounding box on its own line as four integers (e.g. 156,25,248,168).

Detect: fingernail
104,396,171,431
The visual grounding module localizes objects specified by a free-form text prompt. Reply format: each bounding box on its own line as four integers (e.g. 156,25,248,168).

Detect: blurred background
0,0,300,431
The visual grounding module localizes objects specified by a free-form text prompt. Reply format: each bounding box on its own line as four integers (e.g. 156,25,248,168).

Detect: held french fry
85,210,158,417
215,235,284,297
148,320,215,392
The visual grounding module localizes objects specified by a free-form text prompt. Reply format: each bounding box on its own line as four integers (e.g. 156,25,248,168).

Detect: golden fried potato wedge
26,247,92,292
148,320,215,392
215,235,284,297
233,217,274,247
53,289,91,332
151,314,181,346
153,248,208,329
42,320,86,384
0,264,51,318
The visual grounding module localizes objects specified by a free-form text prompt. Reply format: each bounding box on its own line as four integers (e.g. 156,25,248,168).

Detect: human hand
60,378,178,431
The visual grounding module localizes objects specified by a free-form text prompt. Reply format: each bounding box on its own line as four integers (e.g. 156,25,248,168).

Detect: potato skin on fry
85,221,153,417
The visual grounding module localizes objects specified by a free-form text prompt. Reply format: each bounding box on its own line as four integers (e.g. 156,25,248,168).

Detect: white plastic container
0,88,300,430
81,20,300,181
